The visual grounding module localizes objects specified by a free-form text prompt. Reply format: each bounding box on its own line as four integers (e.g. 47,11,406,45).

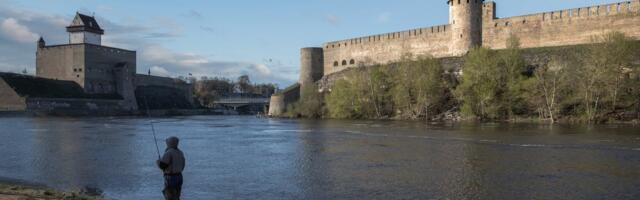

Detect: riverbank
0,180,101,200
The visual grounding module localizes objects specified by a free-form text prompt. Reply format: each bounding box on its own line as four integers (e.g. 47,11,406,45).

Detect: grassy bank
0,182,101,200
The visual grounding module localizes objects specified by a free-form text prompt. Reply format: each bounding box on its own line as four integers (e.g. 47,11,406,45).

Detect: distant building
0,13,194,115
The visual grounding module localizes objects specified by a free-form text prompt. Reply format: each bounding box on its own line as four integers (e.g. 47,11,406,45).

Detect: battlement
489,1,638,27
39,43,135,54
317,0,640,77
483,0,640,50
323,24,450,50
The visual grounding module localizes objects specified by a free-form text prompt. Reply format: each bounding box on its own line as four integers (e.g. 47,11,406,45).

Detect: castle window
334,61,339,67
349,59,355,65
342,60,347,66
73,69,77,72
79,68,82,72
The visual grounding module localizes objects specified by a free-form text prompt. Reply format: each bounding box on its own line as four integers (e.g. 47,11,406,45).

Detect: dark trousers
163,174,183,200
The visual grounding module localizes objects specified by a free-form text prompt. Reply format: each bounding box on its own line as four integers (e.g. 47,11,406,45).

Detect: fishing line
143,96,161,159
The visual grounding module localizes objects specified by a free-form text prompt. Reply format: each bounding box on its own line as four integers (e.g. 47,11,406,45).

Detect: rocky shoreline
0,180,101,200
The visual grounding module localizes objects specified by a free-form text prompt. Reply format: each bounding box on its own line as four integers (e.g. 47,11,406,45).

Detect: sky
0,0,624,87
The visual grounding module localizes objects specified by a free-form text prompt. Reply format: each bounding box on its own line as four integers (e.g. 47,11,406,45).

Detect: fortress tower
37,12,138,110
448,0,483,56
66,13,104,45
298,47,324,95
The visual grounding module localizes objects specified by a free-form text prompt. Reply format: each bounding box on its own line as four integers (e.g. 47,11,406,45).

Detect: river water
0,116,639,199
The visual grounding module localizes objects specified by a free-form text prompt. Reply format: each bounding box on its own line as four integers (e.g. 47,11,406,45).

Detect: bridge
214,97,270,111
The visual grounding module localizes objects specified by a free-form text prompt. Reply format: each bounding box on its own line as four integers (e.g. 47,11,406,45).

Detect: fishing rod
143,96,161,159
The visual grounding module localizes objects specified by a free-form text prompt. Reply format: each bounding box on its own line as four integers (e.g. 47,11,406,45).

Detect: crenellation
319,0,640,76
323,24,450,51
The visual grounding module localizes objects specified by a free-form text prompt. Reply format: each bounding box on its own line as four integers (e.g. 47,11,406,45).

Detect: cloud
150,66,171,77
326,14,340,26
139,45,284,83
0,18,39,43
254,64,271,76
0,3,294,86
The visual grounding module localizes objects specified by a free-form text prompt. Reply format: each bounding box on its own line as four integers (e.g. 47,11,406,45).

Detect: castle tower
66,12,104,45
299,47,324,95
37,37,45,48
448,0,483,56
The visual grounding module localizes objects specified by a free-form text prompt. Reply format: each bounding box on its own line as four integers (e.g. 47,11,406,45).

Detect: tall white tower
66,12,104,45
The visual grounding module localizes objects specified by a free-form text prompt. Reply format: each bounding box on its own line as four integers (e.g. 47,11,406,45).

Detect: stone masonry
269,0,640,116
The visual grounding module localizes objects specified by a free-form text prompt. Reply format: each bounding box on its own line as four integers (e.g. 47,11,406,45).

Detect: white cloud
254,64,271,76
150,66,171,77
1,18,39,43
0,3,294,86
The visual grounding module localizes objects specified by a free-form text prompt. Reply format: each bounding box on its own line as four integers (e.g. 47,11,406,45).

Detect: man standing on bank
157,136,186,200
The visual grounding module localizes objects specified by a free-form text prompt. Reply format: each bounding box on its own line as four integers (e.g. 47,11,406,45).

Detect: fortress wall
268,84,300,116
323,25,452,76
36,45,85,86
0,78,26,111
483,1,640,50
135,74,194,106
25,98,127,116
84,44,136,94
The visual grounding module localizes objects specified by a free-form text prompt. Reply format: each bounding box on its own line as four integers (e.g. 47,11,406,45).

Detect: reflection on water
0,116,639,199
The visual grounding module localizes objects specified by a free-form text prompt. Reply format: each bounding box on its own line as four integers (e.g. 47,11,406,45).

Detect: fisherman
157,136,186,200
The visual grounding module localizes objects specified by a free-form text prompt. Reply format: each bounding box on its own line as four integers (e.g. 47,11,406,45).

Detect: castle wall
0,78,26,111
25,98,127,116
319,0,640,78
135,75,194,106
268,84,300,116
483,1,640,50
323,25,452,76
36,44,85,86
84,44,136,95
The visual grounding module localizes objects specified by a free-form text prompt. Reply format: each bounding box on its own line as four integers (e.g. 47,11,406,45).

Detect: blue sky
0,0,624,87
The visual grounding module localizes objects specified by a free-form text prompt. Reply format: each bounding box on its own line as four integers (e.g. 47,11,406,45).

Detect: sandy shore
0,179,101,200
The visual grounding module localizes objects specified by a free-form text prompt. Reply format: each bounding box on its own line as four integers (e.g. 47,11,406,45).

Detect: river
0,116,639,199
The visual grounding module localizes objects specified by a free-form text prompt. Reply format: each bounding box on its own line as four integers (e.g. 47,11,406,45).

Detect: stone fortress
0,13,194,115
269,0,640,116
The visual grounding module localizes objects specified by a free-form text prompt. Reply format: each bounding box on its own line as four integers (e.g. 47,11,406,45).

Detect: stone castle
269,0,640,116
0,13,194,115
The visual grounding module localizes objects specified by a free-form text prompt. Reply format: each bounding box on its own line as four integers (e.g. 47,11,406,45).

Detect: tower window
342,60,347,66
349,59,355,65
333,61,339,67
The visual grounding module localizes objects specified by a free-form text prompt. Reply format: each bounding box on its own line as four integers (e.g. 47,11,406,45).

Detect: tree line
286,32,640,123
193,75,277,108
